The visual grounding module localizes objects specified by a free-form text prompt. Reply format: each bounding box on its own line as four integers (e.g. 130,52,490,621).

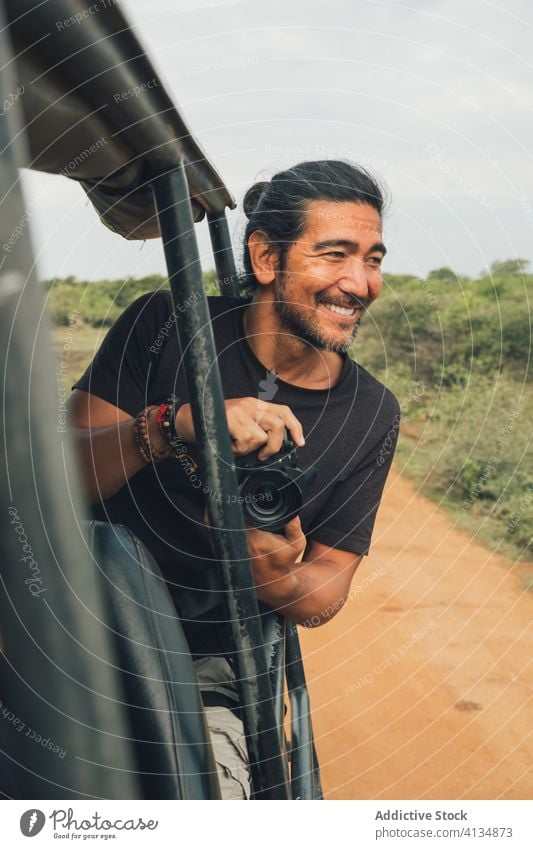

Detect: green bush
44,273,220,327
356,273,532,564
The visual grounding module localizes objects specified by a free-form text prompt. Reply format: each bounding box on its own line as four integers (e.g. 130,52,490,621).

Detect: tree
203,269,221,296
427,267,457,283
383,273,421,285
489,258,529,276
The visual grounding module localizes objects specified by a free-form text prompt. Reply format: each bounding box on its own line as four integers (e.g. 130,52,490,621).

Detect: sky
21,0,533,282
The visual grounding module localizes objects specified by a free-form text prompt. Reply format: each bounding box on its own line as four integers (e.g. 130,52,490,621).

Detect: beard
274,274,366,354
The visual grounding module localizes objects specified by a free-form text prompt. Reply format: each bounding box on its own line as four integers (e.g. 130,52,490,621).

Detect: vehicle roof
4,0,236,239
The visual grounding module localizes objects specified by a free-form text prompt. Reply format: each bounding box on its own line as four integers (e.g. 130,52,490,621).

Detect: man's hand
176,397,305,459
245,516,306,606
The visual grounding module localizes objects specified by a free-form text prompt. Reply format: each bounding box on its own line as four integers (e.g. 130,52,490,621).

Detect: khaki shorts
194,656,251,800
203,705,251,800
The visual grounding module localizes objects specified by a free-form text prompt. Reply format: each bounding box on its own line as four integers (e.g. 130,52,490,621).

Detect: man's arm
72,392,361,622
68,390,166,503
246,519,363,627
69,391,306,504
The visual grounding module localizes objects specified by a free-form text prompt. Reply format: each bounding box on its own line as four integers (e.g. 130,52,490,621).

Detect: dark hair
241,159,387,295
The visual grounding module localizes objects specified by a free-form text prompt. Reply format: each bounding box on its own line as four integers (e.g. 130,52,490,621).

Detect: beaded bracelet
155,396,184,456
133,406,170,463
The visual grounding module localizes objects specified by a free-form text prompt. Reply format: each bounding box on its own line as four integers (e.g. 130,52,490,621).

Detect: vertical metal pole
286,624,323,800
151,162,290,800
207,211,239,297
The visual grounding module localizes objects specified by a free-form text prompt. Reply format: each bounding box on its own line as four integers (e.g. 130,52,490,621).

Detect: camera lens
238,470,299,531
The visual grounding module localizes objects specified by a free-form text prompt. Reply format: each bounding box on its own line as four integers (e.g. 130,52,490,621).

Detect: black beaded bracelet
156,396,185,456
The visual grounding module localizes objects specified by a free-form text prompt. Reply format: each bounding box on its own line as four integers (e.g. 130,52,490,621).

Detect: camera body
235,431,317,533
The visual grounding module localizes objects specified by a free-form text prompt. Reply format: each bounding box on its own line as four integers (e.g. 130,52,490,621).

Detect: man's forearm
255,557,353,627
73,420,145,504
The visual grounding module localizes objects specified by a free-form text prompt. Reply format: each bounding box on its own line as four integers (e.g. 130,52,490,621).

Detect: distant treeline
44,265,531,380
44,270,220,327
45,264,531,385
357,269,532,385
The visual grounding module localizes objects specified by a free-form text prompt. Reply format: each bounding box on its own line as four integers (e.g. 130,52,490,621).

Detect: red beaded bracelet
155,397,184,456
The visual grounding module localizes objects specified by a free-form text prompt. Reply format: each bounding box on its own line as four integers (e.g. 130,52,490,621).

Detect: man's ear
247,230,280,286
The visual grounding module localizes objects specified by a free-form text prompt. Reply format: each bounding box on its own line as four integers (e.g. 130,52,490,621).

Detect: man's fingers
229,413,269,454
273,405,305,448
226,398,305,457
256,408,306,459
255,401,304,448
257,414,288,459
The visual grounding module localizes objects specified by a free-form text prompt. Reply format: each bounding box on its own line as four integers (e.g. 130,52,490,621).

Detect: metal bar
151,162,290,800
262,612,288,740
286,624,323,800
0,7,140,799
207,211,240,297
5,0,236,214
311,739,324,800
261,611,290,786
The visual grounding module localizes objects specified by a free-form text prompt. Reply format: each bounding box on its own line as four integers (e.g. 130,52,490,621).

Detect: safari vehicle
0,0,321,800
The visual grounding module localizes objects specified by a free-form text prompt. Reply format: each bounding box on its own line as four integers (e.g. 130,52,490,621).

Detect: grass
52,323,109,392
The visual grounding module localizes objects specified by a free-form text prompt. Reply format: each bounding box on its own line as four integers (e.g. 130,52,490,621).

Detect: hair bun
242,180,270,217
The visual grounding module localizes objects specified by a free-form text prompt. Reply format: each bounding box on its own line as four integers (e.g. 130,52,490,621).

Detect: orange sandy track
299,469,533,800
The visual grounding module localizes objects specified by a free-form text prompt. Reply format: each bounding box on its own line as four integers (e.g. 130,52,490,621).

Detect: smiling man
69,160,400,799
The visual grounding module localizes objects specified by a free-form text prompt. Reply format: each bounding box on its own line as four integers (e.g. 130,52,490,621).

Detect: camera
235,430,317,532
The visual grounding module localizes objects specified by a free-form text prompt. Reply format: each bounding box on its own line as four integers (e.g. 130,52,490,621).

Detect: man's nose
337,259,370,297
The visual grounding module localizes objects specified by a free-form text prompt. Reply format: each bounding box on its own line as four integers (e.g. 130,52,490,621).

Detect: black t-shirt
74,291,399,656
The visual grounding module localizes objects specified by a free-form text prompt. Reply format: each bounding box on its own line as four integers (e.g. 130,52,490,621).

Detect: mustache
316,293,371,310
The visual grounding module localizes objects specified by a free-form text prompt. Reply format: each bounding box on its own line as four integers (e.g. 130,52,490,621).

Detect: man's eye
324,251,346,259
366,257,383,267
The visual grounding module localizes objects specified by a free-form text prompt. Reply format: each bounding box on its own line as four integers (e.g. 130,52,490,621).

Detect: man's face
274,200,385,353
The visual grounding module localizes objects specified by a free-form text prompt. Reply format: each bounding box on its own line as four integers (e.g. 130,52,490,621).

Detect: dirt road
300,469,533,799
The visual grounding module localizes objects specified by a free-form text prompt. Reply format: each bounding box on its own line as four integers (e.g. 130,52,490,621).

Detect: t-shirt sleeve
307,390,400,556
73,291,172,416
